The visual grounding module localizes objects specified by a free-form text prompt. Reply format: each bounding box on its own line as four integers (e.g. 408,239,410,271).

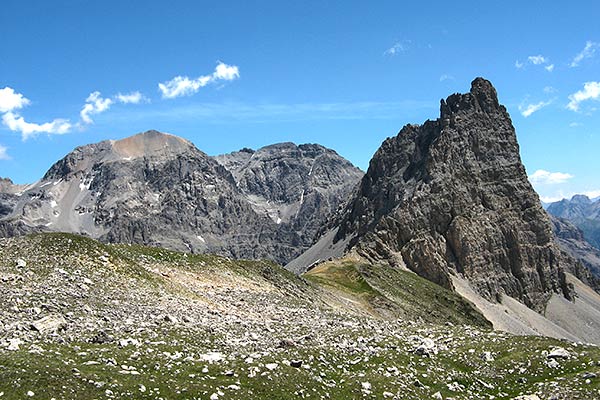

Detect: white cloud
545,64,555,72
80,91,113,124
543,86,557,94
515,60,524,69
0,144,9,160
0,87,30,113
384,41,410,56
567,81,600,112
158,62,240,99
519,100,552,117
569,122,582,127
439,74,454,82
2,112,71,140
213,63,240,81
115,91,145,104
528,55,547,65
570,41,598,67
529,169,574,185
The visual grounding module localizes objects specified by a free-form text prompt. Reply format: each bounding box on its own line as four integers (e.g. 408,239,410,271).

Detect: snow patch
50,200,57,208
197,235,206,243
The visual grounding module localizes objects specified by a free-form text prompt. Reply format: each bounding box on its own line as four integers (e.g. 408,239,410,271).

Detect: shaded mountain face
301,78,574,312
547,195,600,250
0,131,362,264
216,142,364,252
550,214,600,282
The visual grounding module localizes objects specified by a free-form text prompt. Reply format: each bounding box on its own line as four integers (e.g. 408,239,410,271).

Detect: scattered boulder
7,338,22,351
547,347,570,359
481,351,494,362
415,337,437,356
30,314,67,335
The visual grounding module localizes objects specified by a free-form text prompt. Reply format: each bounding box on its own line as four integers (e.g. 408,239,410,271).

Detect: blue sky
0,1,599,202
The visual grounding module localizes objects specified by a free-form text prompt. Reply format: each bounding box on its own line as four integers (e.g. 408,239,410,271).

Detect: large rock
296,78,575,313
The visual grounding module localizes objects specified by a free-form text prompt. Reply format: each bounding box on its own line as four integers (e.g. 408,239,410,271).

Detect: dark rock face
329,78,572,312
548,195,600,250
1,131,362,265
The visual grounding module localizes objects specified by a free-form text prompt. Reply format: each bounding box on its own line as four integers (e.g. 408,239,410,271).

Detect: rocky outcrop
302,78,575,313
0,131,362,265
548,195,600,250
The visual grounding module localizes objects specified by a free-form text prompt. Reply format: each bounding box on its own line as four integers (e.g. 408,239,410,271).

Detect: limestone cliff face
331,78,572,311
1,131,362,265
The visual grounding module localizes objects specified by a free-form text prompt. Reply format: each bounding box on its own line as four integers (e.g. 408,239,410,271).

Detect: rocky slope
216,142,363,255
1,233,599,399
288,78,600,343
551,215,600,280
548,195,600,250
0,131,362,265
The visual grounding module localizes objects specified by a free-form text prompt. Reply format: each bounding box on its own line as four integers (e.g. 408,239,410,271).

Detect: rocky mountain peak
570,194,592,205
110,130,194,160
43,130,199,181
441,77,503,120
300,78,573,312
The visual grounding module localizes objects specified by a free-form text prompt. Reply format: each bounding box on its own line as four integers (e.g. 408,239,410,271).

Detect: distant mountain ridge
547,194,600,250
0,130,363,264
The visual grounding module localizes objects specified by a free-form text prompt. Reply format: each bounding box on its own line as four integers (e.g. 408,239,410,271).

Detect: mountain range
0,131,362,265
2,78,600,346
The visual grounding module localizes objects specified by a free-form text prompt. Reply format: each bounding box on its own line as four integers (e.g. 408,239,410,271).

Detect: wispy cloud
540,189,600,203
529,169,574,185
0,87,30,113
439,74,454,82
570,41,598,67
567,81,600,112
110,99,436,124
384,40,410,56
528,55,547,65
2,112,71,140
158,62,240,99
515,54,553,71
519,100,552,117
116,91,145,104
0,144,9,160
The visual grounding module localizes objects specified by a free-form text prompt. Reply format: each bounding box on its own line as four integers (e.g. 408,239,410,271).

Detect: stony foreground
0,233,599,399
